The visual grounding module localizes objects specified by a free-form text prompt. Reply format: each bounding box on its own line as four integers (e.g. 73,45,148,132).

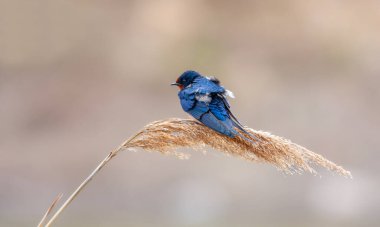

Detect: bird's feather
198,111,235,138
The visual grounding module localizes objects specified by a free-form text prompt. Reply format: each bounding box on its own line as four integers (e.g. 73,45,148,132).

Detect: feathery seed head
123,118,351,177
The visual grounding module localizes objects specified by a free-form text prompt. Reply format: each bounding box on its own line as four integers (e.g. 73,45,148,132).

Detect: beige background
1,1,379,226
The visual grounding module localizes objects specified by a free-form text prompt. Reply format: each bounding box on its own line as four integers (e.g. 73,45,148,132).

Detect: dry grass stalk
41,118,351,226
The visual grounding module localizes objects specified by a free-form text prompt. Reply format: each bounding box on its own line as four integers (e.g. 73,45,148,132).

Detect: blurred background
1,0,379,226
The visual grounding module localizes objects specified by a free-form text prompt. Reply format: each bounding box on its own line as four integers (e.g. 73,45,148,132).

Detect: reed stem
41,132,141,227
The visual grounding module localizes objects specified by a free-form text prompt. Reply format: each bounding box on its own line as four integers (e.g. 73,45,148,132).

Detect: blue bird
171,70,259,142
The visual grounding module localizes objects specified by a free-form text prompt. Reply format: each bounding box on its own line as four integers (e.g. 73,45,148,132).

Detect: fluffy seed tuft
124,118,351,177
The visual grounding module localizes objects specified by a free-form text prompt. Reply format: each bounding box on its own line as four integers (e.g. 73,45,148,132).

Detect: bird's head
171,70,201,90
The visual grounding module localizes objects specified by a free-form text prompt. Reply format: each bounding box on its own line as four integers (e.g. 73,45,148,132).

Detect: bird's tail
232,121,261,144
226,109,261,144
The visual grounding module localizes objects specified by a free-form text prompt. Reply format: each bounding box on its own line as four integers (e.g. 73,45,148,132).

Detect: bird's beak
171,82,180,86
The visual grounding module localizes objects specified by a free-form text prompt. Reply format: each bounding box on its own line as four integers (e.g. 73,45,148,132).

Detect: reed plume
125,118,351,176
40,118,351,226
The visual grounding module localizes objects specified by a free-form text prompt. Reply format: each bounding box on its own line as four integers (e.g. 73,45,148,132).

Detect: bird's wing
197,108,236,137
217,94,243,126
187,99,236,138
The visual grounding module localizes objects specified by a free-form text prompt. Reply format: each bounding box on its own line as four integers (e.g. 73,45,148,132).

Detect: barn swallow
172,70,259,142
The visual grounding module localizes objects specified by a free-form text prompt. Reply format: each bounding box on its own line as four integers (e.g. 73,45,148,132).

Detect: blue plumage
172,70,259,142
